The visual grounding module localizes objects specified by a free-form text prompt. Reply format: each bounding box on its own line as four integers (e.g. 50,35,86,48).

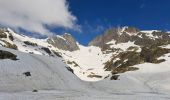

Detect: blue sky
54,0,170,45
0,0,170,45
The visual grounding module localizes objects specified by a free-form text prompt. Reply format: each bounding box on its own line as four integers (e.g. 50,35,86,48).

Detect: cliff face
88,26,170,77
47,33,79,51
89,26,170,48
88,27,140,47
88,28,119,47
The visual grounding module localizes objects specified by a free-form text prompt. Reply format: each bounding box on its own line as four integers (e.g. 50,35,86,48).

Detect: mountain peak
47,33,79,51
89,26,170,48
118,26,140,35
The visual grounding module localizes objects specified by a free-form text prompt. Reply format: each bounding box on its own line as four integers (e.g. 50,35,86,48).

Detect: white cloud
0,0,79,35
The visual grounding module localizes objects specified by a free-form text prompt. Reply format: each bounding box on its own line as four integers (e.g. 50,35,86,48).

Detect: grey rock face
116,32,131,43
47,33,79,51
0,28,17,50
88,28,119,47
123,26,140,34
88,27,139,49
89,27,170,48
0,28,10,38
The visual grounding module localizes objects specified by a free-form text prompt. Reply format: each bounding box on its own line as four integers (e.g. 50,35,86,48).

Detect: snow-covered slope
1,47,170,99
0,47,83,91
60,45,112,81
0,28,112,81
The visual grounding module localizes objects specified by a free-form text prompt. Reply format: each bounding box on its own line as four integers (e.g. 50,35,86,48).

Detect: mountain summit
47,33,79,51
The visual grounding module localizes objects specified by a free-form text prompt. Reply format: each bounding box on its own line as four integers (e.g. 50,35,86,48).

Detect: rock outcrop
89,27,170,49
47,33,79,51
89,26,170,77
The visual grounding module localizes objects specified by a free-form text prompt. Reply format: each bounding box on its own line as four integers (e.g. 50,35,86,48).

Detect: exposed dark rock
101,44,112,51
22,45,27,47
105,51,143,71
0,50,18,60
32,89,38,92
0,28,8,38
67,61,79,67
127,46,139,52
87,74,102,78
140,46,170,63
52,50,62,57
104,75,110,79
133,31,170,47
104,48,123,54
110,75,120,80
116,32,131,43
1,40,18,50
41,47,51,55
29,52,34,54
111,66,139,75
8,33,14,41
105,46,170,75
0,33,7,38
24,41,38,46
66,67,74,74
23,72,31,77
105,58,140,74
0,28,14,41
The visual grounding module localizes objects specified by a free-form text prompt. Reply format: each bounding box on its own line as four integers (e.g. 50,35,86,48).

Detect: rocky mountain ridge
89,26,170,79
89,26,169,48
47,33,79,51
1,27,170,81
